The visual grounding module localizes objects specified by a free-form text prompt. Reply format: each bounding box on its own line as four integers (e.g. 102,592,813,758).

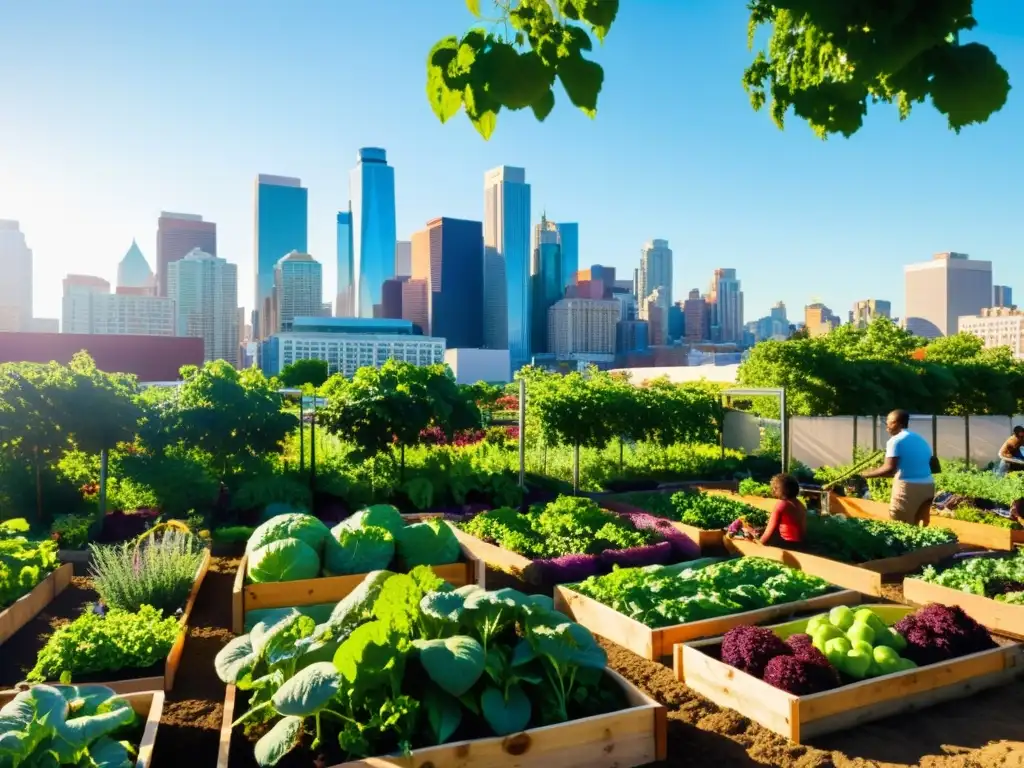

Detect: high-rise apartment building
396,240,412,277
380,277,408,319
410,217,484,349
959,308,1024,359
61,275,174,336
708,268,743,343
255,176,308,339
805,303,841,337
904,252,992,339
401,278,429,334
350,148,397,318
556,223,578,289
642,288,669,346
754,301,789,341
117,240,155,292
274,252,324,333
0,220,32,331
683,289,710,343
336,210,354,317
851,299,892,328
483,166,531,368
530,215,562,354
637,239,673,309
168,249,240,363
994,285,1014,308
156,213,216,298
547,298,619,359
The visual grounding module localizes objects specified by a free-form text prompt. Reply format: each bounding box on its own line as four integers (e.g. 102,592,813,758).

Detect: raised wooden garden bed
903,577,1024,641
0,688,165,768
216,670,667,768
723,537,959,597
553,584,860,661
231,542,482,634
0,563,74,645
600,497,720,550
674,604,1024,744
829,494,1018,552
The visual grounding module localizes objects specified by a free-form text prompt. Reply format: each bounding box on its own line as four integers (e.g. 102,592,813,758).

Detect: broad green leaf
413,635,485,697
466,0,482,17
29,687,68,730
251,609,304,657
510,639,536,667
271,662,342,717
0,693,35,729
58,685,118,717
88,736,131,768
481,684,531,735
214,635,256,685
420,590,466,624
470,108,498,140
531,89,555,121
423,685,462,745
254,715,305,767
556,56,603,117
333,621,409,702
51,698,133,762
373,573,426,632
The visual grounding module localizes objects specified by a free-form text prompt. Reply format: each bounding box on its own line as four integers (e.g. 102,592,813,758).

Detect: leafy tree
429,1,1009,139
278,359,330,389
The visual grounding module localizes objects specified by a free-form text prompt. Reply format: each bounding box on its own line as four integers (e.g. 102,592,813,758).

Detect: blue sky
2,0,1022,326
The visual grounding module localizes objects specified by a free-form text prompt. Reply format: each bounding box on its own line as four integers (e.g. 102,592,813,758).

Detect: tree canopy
277,359,330,390
429,0,1010,140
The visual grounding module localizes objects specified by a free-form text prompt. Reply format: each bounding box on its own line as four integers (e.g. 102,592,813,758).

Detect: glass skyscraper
412,217,484,349
350,148,397,318
335,211,354,317
531,216,562,354
556,222,578,289
483,166,531,369
255,175,308,339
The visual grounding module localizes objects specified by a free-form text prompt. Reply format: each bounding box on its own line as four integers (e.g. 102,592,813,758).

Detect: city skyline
4,3,1021,328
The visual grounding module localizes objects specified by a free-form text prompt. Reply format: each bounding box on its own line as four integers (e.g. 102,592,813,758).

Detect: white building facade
266,331,444,377
274,251,324,332
167,248,239,363
905,252,992,338
547,298,620,359
0,220,33,331
959,308,1024,358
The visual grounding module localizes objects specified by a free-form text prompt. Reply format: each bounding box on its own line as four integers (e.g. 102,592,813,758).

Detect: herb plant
216,567,623,767
919,550,1024,599
800,515,956,563
947,506,1021,530
0,683,140,766
615,490,769,531
89,526,206,615
0,518,59,610
738,479,773,498
49,513,95,550
27,604,181,683
570,557,835,628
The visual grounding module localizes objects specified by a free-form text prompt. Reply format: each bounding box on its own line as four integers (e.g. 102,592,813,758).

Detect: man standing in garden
859,410,936,526
994,425,1024,476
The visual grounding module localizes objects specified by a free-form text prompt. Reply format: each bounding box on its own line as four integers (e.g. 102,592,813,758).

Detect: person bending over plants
732,474,807,550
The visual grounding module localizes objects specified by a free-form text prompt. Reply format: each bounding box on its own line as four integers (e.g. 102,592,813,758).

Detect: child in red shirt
760,473,807,548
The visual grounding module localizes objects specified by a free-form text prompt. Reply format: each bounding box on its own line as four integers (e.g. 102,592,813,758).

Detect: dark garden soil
145,557,1024,768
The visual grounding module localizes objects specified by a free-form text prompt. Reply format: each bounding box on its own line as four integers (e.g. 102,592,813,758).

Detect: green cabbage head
246,513,331,558
324,525,395,576
396,519,461,567
248,538,321,583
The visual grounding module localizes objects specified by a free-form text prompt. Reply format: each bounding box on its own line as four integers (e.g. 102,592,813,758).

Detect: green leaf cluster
619,490,769,532
919,549,1024,598
426,0,619,138
0,520,59,610
459,495,656,559
800,514,956,563
216,568,622,766
744,0,1011,138
571,556,834,628
27,604,181,683
0,683,139,767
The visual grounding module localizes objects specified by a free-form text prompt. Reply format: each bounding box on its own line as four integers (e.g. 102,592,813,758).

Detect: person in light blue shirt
860,410,937,526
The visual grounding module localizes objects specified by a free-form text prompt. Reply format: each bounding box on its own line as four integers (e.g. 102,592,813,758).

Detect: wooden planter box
232,541,482,634
904,577,1024,641
675,603,1024,744
0,563,74,645
600,497,720,550
553,584,860,660
829,494,1017,552
217,670,667,768
0,689,164,767
724,537,959,597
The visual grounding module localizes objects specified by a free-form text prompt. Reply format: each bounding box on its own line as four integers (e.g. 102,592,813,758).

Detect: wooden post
931,414,938,456
781,390,789,474
99,448,108,516
872,415,878,452
852,416,858,463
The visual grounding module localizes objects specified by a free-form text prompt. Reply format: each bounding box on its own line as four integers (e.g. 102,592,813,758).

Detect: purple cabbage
763,654,839,695
613,510,700,560
528,553,602,585
721,625,792,678
894,603,996,667
600,541,674,569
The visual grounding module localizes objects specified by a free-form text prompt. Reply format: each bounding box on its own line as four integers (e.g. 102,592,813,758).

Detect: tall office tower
168,249,240,363
380,276,409,319
350,148,397,318
589,265,616,287
410,217,484,348
336,210,354,317
483,166,531,368
804,303,841,337
395,240,412,277
156,213,216,297
904,252,993,338
708,268,743,343
851,298,892,328
255,176,308,339
556,223,578,289
117,240,155,291
994,285,1014,308
274,252,324,333
642,288,669,345
547,298,619,359
0,220,32,331
683,288,710,342
668,303,684,340
530,214,562,353
632,268,639,300
401,278,429,333
637,239,673,310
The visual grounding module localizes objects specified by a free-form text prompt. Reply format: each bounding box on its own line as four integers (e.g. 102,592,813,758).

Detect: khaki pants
890,479,934,525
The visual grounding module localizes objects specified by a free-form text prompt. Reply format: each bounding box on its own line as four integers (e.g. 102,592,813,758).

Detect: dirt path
157,557,1024,767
